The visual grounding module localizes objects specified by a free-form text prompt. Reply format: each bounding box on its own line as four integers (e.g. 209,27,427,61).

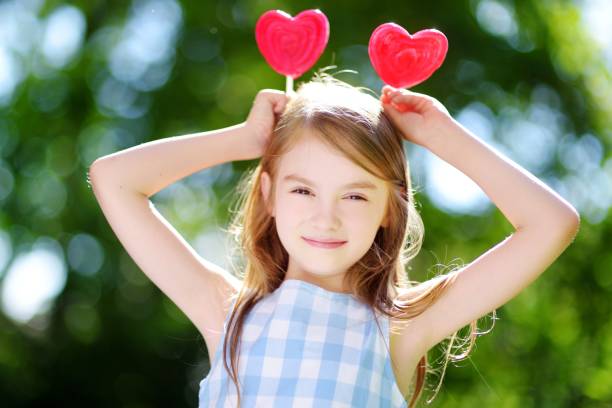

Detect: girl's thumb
274,94,291,114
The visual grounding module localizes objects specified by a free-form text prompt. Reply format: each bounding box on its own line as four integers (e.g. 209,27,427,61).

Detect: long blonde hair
219,68,495,407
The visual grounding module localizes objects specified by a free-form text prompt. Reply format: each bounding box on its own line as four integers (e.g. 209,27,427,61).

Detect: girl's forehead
280,172,381,193
278,159,384,191
281,150,363,179
281,135,350,166
276,132,387,189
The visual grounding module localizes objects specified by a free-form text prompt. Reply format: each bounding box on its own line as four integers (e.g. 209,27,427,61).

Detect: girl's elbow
564,210,581,231
88,158,112,186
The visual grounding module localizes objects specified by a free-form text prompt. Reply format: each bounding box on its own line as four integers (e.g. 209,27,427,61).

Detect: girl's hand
380,85,453,149
243,89,291,160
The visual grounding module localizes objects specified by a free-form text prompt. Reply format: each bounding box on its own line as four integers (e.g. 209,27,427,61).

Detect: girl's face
260,132,390,292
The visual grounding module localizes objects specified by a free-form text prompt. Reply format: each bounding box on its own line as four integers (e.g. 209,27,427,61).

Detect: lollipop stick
286,75,293,94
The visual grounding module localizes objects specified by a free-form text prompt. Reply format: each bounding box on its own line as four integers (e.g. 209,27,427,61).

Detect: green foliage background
0,0,610,407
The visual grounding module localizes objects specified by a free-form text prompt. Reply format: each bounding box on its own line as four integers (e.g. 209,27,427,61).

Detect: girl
89,71,580,407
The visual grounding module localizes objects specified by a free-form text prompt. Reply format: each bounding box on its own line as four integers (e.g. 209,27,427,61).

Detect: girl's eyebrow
282,174,378,190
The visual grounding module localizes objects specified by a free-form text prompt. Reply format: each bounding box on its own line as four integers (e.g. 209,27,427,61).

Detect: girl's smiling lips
302,236,347,243
302,237,347,248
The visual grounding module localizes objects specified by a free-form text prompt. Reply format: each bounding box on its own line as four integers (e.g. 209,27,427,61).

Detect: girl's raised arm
88,122,251,351
381,87,580,356
88,88,289,355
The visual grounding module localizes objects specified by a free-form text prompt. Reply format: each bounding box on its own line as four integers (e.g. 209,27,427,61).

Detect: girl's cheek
282,195,309,210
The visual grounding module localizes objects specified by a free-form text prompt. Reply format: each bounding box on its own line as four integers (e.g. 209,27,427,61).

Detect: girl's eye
292,188,310,196
290,188,367,201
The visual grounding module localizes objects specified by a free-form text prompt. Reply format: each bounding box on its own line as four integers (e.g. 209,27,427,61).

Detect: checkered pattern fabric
198,279,407,407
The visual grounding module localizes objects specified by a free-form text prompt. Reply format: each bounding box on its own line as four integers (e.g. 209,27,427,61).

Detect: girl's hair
219,68,495,407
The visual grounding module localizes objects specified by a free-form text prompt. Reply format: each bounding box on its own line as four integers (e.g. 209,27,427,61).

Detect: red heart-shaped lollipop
369,23,448,88
255,9,330,80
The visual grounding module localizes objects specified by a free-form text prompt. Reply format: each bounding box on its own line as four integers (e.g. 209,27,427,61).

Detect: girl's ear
260,171,275,217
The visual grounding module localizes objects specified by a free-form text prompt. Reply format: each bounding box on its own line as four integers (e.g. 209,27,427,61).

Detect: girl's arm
90,122,254,197
429,119,580,228
89,88,289,349
381,87,580,354
88,122,250,344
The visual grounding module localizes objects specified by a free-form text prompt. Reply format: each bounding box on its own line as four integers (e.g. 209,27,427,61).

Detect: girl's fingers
382,88,426,114
390,89,412,101
381,91,416,113
382,85,397,94
386,93,409,109
381,87,403,104
383,86,425,101
382,88,395,99
263,92,288,114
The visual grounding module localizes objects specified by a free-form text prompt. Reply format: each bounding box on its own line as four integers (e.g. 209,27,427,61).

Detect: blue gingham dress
198,279,408,407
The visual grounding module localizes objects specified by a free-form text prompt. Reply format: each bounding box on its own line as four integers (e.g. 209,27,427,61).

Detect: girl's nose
312,207,341,225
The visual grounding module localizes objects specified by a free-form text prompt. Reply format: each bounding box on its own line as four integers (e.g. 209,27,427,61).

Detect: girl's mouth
302,237,347,249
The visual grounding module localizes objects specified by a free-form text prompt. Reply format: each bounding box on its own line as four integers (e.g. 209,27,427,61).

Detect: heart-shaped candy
255,9,330,79
369,23,448,88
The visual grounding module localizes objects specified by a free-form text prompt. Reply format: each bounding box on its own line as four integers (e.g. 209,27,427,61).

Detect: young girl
89,71,580,408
